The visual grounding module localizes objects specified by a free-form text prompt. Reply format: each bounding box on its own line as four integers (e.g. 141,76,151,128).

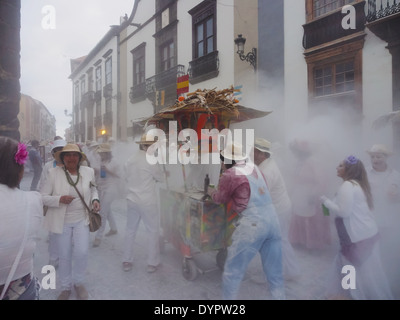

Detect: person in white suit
41,144,100,300
253,138,300,281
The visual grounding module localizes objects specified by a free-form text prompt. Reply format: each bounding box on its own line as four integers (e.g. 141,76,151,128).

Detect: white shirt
367,166,400,227
258,158,292,215
124,150,165,206
0,185,43,285
323,180,378,243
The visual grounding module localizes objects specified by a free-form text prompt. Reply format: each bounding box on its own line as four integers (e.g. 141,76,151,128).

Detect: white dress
322,180,394,300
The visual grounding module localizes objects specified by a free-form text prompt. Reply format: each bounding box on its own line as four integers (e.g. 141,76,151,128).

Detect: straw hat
54,144,87,164
136,133,157,145
220,141,248,161
254,138,273,154
97,143,111,153
51,139,67,151
366,144,393,156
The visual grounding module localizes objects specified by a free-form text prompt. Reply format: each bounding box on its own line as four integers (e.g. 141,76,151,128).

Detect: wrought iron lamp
234,34,257,71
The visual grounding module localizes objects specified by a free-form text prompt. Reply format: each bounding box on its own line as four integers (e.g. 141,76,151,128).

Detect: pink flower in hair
14,142,28,165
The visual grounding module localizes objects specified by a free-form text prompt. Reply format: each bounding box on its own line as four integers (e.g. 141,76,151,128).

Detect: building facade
18,93,56,144
69,0,399,157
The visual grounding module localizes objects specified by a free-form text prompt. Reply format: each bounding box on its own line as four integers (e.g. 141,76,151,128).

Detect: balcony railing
81,91,95,108
188,51,219,84
103,83,112,99
145,65,185,95
129,82,146,103
95,90,102,102
303,1,366,49
367,0,400,22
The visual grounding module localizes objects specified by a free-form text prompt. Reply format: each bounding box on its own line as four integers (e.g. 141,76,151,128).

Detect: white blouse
323,180,378,243
0,185,43,285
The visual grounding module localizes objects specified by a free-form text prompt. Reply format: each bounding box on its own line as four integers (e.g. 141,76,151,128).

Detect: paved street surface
20,170,398,301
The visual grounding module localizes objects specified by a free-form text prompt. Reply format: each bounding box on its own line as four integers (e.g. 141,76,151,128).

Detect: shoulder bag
66,171,101,232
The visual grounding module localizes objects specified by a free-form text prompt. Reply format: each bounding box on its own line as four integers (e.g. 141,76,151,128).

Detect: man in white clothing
39,138,67,268
122,133,167,273
253,137,300,280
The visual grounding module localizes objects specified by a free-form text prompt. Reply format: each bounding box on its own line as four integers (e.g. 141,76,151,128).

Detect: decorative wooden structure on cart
142,87,271,280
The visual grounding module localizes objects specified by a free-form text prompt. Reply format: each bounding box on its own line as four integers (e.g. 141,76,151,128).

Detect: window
80,78,86,96
313,0,355,18
190,0,216,59
74,82,79,105
87,69,93,92
132,44,145,86
95,66,102,92
105,57,112,85
195,16,214,58
162,8,169,28
161,41,175,72
314,60,354,97
105,98,112,113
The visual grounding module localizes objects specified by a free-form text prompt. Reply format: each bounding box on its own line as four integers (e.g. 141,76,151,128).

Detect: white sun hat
254,138,273,154
51,139,67,151
366,144,393,156
220,141,248,161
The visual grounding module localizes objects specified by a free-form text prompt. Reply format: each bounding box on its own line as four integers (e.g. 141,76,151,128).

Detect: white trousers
94,189,118,239
55,219,89,290
122,200,160,267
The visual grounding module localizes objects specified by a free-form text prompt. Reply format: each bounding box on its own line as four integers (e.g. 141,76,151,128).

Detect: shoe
123,262,132,272
147,265,158,273
49,259,59,269
57,290,71,300
93,238,101,247
105,229,117,237
74,285,89,300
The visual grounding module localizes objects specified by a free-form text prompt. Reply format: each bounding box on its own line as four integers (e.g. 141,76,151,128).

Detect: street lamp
234,34,257,71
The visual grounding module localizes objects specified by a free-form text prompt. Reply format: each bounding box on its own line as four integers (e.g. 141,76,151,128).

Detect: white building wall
125,25,156,123
362,29,393,149
177,0,236,92
124,0,156,133
283,0,308,143
72,34,119,142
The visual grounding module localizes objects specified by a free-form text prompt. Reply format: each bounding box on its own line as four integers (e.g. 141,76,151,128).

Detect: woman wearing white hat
41,144,100,300
366,144,400,296
207,141,285,300
366,144,400,225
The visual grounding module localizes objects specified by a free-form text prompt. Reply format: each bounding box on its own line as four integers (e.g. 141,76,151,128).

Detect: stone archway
0,0,21,141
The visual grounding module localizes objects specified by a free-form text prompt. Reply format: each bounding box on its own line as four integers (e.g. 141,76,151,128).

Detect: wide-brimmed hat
136,133,157,145
54,144,88,164
97,143,111,153
51,139,67,151
220,142,248,161
366,144,393,156
254,138,273,154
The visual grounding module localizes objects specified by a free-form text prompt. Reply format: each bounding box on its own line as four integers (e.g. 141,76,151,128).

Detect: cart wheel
182,258,198,281
216,248,227,271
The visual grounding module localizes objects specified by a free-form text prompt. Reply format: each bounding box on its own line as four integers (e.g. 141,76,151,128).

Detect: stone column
0,0,21,141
